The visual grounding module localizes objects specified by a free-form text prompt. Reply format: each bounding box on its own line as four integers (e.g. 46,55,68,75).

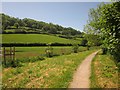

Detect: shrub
2,58,22,68
45,45,53,57
117,62,120,72
102,48,107,55
72,44,79,53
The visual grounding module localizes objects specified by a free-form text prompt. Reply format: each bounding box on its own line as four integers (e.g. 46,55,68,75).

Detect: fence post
13,46,15,63
10,47,12,63
3,47,16,66
3,47,6,65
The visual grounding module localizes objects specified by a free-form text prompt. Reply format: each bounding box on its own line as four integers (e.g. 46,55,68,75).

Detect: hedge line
1,43,83,47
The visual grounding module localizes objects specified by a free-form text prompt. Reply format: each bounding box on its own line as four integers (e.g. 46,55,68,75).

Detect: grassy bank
90,51,118,88
3,49,97,88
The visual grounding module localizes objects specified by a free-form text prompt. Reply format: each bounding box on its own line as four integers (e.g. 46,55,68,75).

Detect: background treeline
1,13,82,37
2,43,76,47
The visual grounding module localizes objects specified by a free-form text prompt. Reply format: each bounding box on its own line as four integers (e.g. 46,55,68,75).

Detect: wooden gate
3,47,15,65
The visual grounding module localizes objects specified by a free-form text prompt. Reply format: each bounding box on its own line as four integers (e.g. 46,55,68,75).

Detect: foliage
81,39,87,46
100,2,120,62
14,23,19,29
45,44,53,57
1,13,81,36
3,56,45,68
17,56,45,63
84,2,120,62
2,58,22,68
84,34,101,46
72,44,79,53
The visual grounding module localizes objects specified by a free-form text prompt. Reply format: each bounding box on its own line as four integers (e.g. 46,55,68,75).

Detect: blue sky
2,2,101,31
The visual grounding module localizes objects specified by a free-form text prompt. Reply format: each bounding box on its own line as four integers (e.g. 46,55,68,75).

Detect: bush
72,44,79,53
102,48,107,55
18,56,45,63
117,62,120,72
87,46,90,50
2,58,22,68
45,45,53,57
3,56,45,68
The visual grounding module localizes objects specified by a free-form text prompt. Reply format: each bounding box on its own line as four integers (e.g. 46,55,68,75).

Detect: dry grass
91,51,118,88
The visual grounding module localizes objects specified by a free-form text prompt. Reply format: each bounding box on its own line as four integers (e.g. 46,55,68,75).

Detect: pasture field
1,34,81,44
2,49,97,88
90,51,118,88
3,46,87,59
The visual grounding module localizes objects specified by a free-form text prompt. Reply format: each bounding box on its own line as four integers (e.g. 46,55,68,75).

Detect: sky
2,2,102,31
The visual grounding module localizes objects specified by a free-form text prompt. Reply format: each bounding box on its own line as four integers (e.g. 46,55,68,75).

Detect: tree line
1,13,81,36
84,2,120,62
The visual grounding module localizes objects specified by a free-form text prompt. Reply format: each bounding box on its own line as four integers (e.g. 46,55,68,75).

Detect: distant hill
1,13,82,38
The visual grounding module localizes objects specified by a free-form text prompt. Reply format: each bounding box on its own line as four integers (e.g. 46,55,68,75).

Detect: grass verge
90,50,118,88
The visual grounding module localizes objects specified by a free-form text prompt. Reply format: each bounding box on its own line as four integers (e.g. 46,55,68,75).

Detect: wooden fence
3,47,15,65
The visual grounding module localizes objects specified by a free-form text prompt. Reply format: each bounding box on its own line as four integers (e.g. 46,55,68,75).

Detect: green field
2,49,97,88
2,34,81,44
90,51,118,88
3,46,87,59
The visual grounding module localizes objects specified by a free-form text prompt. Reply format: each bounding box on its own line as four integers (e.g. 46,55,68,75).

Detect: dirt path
0,50,2,56
69,51,99,88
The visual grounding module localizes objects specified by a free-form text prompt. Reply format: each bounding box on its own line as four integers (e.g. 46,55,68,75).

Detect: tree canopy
1,13,81,36
84,2,120,62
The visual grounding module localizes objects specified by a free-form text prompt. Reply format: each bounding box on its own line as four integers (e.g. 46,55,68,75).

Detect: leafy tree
84,34,101,46
85,2,120,62
100,2,120,61
81,39,88,46
14,23,19,29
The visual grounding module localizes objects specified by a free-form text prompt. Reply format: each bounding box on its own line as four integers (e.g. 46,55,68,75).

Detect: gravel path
69,51,99,88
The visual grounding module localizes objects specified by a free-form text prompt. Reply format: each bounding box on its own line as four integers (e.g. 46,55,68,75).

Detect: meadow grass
2,49,97,88
90,50,118,88
2,34,81,44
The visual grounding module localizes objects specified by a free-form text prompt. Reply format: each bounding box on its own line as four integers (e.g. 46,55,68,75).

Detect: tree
1,13,81,36
99,2,120,61
14,23,19,29
84,2,120,62
84,34,101,46
81,39,88,46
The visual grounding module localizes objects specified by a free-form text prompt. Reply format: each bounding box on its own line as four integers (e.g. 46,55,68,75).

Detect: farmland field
3,46,87,59
1,34,81,44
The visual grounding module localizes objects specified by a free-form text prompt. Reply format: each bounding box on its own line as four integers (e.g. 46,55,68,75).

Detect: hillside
1,13,82,38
